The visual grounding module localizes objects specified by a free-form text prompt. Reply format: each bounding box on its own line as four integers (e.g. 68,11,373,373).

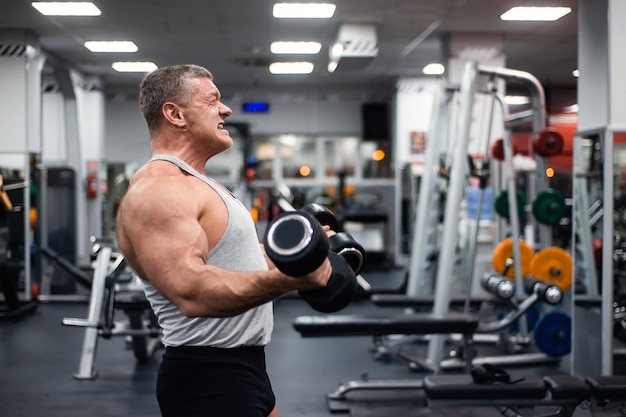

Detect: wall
104,97,364,163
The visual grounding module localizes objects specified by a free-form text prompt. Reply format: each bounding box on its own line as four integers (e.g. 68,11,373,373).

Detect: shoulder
120,164,200,220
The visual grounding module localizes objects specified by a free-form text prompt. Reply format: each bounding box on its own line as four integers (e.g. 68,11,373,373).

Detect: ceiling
1,0,578,101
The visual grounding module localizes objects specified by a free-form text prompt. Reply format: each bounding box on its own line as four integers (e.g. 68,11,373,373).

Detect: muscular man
116,64,332,417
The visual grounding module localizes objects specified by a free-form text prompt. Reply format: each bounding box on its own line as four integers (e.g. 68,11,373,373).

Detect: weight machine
59,242,161,380
0,174,38,321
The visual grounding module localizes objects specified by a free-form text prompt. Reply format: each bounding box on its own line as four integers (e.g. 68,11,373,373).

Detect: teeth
218,124,224,129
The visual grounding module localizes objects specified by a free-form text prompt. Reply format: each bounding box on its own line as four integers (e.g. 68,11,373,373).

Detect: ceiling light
422,63,445,75
32,2,101,16
269,62,314,74
270,41,322,54
85,41,138,52
112,62,158,73
500,7,571,21
273,3,336,18
572,69,580,78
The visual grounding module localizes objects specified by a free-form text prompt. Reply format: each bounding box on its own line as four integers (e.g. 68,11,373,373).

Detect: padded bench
423,373,626,416
370,294,488,311
424,374,548,401
586,375,626,403
293,312,479,338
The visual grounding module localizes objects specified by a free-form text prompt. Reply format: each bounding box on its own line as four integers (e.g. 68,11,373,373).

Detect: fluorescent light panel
273,3,336,18
269,62,314,74
85,41,138,52
500,7,571,21
112,62,157,73
271,41,321,54
32,2,101,16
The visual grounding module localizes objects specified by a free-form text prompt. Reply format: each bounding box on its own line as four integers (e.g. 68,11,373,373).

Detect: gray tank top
140,155,273,347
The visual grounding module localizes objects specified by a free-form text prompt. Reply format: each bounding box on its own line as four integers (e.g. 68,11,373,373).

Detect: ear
162,102,186,127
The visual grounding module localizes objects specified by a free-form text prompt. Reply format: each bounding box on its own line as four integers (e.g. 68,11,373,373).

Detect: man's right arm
117,178,331,318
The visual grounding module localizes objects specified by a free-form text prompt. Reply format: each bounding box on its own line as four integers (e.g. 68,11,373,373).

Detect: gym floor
0,269,591,417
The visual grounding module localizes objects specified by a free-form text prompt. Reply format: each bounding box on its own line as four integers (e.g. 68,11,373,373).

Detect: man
116,64,332,417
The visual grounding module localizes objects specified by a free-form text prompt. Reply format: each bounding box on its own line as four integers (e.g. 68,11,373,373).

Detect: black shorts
156,345,276,417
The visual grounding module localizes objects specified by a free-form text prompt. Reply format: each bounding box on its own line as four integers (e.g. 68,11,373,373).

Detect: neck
150,133,211,174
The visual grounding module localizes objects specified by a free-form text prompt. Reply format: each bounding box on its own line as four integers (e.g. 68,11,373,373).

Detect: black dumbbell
300,203,340,231
329,232,365,275
300,203,365,275
263,210,358,313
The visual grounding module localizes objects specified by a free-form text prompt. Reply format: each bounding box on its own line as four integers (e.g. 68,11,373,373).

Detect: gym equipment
532,310,571,357
263,210,359,313
532,188,567,226
264,211,330,277
423,374,626,417
532,127,565,157
0,176,38,321
494,189,525,220
61,244,162,379
529,246,573,290
298,202,365,275
490,138,519,161
492,238,534,279
271,187,367,279
327,232,365,276
481,274,515,299
300,202,340,232
293,277,565,410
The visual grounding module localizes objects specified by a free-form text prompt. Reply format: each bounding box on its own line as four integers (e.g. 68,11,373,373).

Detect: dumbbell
300,203,366,276
263,210,358,313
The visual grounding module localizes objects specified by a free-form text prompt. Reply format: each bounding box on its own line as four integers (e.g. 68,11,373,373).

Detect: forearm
173,266,298,318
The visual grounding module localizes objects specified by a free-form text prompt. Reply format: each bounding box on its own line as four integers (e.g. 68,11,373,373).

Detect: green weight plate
532,189,567,225
494,190,525,220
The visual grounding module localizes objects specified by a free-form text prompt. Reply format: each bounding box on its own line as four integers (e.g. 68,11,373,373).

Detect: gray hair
139,64,213,132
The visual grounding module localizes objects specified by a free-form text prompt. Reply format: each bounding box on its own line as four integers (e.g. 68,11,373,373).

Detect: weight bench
294,313,479,338
294,313,479,369
423,373,626,417
370,294,489,311
294,312,480,412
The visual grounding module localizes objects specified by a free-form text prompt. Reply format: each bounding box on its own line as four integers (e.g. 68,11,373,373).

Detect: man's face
182,77,233,153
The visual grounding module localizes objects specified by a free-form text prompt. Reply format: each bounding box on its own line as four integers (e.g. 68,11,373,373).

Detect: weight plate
490,138,519,161
492,238,534,279
494,190,525,220
533,310,571,357
529,247,572,291
532,189,567,225
532,127,564,157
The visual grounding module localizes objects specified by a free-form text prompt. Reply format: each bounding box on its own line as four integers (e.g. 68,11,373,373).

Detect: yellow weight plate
492,238,534,279
529,247,572,291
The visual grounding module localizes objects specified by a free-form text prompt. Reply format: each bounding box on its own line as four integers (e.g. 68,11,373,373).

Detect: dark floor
0,268,590,417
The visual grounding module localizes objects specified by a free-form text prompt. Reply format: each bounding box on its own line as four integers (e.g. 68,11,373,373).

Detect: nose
220,103,233,117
